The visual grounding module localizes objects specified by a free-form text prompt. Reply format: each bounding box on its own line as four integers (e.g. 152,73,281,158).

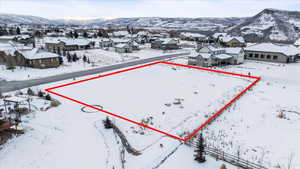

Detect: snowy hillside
229,8,300,42
2,8,300,41
96,17,245,31
0,13,244,31
0,13,56,25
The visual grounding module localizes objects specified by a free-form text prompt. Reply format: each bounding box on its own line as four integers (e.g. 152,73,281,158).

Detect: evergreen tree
83,31,88,38
194,134,206,163
97,30,103,37
57,48,61,56
104,117,113,129
68,31,74,38
127,25,131,34
131,27,134,34
67,52,72,62
16,27,21,35
58,57,63,65
62,49,66,56
93,33,97,38
38,91,44,97
45,94,52,101
27,88,34,96
74,31,79,38
83,55,87,62
72,53,78,62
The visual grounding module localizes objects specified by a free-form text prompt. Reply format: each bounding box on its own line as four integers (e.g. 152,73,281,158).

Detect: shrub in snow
50,100,61,107
103,117,113,129
277,111,286,119
220,164,227,169
38,91,44,97
45,94,52,101
27,88,35,96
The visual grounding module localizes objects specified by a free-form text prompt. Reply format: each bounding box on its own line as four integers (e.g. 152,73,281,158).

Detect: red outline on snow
45,61,261,142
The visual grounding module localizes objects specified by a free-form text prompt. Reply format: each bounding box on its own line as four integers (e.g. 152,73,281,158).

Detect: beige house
219,36,246,47
189,45,244,67
0,42,61,69
45,38,93,53
245,43,300,63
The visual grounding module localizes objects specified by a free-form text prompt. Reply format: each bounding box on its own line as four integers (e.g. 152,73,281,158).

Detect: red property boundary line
45,61,261,142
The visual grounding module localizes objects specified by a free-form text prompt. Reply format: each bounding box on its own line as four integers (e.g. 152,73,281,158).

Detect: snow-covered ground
52,62,253,146
0,59,299,169
173,59,300,169
0,47,189,81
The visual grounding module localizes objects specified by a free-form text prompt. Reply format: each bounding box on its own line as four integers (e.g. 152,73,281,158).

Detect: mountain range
1,8,300,42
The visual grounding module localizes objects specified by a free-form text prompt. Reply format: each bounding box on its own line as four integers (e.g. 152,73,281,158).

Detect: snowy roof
0,42,31,56
137,31,149,36
4,96,28,103
215,53,233,60
199,53,212,59
220,36,245,43
224,47,243,54
15,35,31,39
295,39,300,46
0,35,15,40
212,33,227,39
181,32,206,38
44,37,91,46
162,39,178,45
0,42,16,55
113,31,129,36
19,48,60,60
112,38,130,43
115,44,130,48
245,43,300,56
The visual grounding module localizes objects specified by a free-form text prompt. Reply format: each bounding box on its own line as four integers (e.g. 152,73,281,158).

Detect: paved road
0,52,189,93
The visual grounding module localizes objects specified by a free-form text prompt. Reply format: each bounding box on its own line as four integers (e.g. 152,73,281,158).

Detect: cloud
0,0,299,19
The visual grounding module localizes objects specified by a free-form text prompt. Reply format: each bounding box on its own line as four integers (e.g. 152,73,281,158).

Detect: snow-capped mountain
0,13,57,25
229,8,300,42
0,13,244,31
96,17,245,31
1,8,300,42
54,18,106,25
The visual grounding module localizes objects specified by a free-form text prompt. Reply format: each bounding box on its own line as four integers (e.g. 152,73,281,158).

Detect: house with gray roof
245,43,300,63
188,45,244,67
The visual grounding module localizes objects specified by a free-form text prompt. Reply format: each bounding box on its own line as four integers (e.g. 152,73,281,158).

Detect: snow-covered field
51,62,253,145
173,59,300,169
0,47,188,81
0,59,299,169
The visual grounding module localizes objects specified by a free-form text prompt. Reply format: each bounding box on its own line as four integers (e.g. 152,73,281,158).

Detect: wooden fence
187,140,268,169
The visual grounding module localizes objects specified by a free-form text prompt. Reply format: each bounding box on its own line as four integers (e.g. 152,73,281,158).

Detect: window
249,53,253,58
267,55,271,59
273,55,278,60
260,54,265,59
254,54,259,58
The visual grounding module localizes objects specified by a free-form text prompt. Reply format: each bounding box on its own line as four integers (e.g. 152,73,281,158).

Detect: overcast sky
0,0,299,20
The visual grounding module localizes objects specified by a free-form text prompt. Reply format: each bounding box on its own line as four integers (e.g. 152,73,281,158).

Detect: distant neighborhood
0,23,299,71
0,6,300,169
